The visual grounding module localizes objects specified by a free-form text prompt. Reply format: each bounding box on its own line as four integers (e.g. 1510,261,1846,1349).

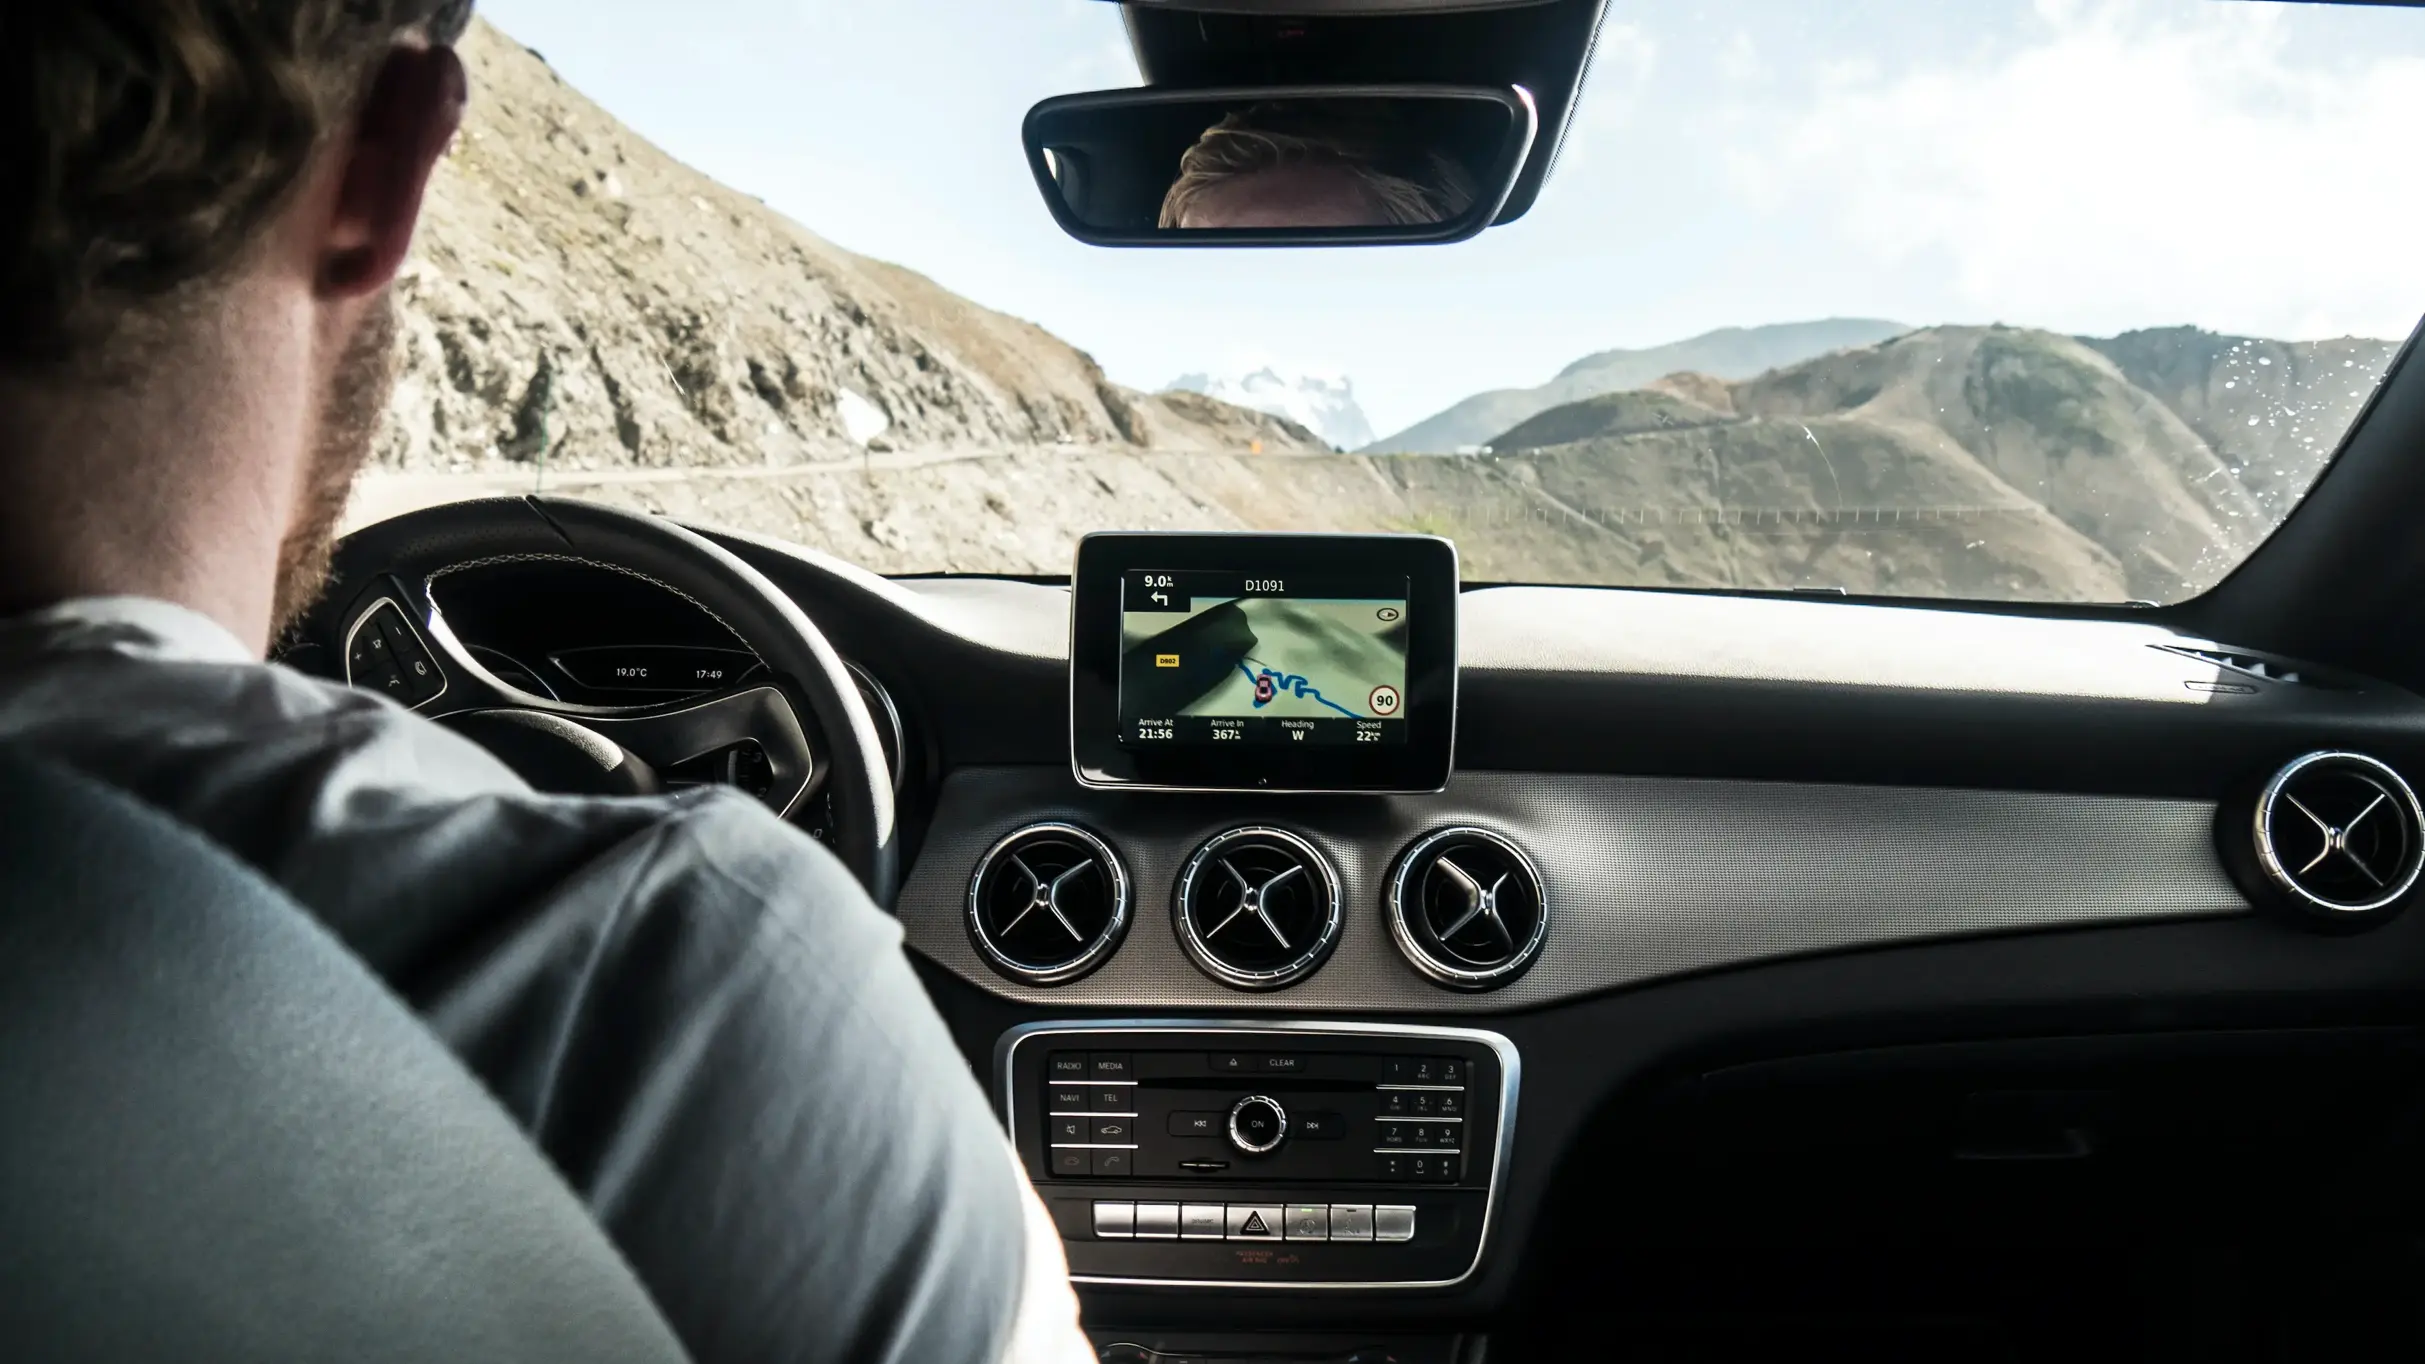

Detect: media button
1089,1053,1133,1081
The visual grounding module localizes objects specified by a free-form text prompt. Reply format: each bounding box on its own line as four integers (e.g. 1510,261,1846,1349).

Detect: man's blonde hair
0,0,473,371
1159,104,1478,229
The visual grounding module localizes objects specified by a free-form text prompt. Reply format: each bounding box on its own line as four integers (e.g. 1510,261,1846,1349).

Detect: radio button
1134,1203,1180,1239
1283,1205,1331,1241
1051,1150,1089,1178
1225,1205,1284,1241
1094,1202,1136,1238
1328,1204,1375,1241
1169,1110,1223,1138
1180,1204,1226,1239
1049,1054,1090,1080
1374,1205,1417,1242
1048,1085,1090,1112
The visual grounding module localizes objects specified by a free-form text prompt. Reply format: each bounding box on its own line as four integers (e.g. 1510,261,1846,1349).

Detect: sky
474,0,2425,439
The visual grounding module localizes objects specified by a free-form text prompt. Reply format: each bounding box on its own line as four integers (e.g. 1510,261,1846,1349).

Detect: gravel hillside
377,20,1323,478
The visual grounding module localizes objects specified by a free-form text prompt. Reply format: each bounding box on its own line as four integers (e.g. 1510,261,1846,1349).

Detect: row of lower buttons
1093,1201,1414,1243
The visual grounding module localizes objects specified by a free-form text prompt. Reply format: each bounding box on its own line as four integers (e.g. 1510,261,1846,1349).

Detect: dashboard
362,531,2425,1359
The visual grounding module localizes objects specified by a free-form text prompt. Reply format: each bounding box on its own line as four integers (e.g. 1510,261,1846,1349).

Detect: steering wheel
307,496,898,905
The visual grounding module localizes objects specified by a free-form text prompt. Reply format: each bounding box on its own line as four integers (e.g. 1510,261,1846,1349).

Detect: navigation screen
1118,570,1410,748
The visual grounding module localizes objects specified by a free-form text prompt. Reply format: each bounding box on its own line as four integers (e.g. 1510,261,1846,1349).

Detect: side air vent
966,823,1131,986
1386,827,1550,990
2254,752,2425,917
1173,827,1343,991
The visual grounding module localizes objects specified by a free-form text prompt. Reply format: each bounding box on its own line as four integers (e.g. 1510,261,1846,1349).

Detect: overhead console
1070,532,1459,793
999,1022,1516,1288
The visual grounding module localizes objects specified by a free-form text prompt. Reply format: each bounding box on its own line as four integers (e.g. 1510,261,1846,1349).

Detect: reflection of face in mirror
1159,105,1479,230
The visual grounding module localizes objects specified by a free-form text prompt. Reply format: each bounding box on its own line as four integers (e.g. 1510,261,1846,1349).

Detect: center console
998,1021,1518,1288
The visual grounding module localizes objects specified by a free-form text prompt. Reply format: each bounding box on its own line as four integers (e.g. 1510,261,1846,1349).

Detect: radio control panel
998,1023,1517,1288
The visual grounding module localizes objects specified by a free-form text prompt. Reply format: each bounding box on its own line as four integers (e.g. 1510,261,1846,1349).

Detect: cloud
1718,0,2425,341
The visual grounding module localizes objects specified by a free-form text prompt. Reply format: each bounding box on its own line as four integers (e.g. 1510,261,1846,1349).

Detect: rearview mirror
1023,84,1538,247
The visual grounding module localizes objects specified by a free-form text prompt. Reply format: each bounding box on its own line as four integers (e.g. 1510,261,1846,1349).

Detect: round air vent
2254,752,2425,916
1386,827,1549,990
966,823,1130,985
1173,827,1343,991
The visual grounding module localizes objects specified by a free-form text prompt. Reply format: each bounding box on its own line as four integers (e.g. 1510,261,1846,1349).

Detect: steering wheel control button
1180,1204,1226,1239
1374,1206,1417,1243
1133,1204,1180,1240
1090,1150,1133,1178
1284,1205,1332,1242
1169,1111,1222,1138
1093,1202,1135,1239
1328,1204,1376,1242
1225,1205,1284,1241
1227,1095,1288,1154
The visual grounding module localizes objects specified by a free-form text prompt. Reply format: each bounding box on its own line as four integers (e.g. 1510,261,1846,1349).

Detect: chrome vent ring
1173,827,1343,991
1387,827,1549,990
966,823,1131,985
2255,752,2425,915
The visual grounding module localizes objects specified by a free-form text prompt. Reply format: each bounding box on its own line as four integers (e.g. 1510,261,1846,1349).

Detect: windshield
351,0,2424,604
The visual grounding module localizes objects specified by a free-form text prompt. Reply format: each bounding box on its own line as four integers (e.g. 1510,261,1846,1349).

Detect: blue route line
1237,658,1362,720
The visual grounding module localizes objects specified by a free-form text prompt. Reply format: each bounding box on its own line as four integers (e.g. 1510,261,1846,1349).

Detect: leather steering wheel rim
316,495,898,904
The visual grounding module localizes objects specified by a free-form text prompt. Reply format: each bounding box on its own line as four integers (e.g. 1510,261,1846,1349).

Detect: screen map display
1118,569,1410,748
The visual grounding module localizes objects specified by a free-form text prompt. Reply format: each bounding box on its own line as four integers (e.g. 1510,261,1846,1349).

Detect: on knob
1228,1094,1288,1155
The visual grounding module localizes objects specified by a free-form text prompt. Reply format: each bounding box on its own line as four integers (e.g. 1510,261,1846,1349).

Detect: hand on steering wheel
308,496,898,904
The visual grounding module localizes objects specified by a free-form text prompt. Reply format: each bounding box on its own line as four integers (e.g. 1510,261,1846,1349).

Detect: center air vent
1387,827,1550,990
1173,827,1343,991
966,823,1130,986
2254,752,2425,917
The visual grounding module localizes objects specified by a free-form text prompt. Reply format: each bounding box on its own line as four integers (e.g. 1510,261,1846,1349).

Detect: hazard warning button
1225,1204,1285,1241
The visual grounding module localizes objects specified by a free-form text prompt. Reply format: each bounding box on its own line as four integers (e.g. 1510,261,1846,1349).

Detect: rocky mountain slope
1367,319,1911,453
377,20,1324,480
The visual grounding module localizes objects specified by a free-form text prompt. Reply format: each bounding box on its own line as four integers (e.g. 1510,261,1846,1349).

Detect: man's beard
271,294,398,641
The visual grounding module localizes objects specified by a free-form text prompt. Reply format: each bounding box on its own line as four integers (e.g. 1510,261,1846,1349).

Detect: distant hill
1164,369,1375,452
1366,318,1911,453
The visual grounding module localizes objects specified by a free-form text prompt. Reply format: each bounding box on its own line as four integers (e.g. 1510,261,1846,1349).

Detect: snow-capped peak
1162,368,1375,452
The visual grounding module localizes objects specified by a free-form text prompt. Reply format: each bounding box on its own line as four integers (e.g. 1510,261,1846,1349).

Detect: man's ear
317,45,468,298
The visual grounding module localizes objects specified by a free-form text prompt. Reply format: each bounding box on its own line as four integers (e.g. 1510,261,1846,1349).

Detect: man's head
1160,105,1479,230
0,1,474,649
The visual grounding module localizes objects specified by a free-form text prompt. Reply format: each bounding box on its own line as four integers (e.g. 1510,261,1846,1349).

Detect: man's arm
406,790,1088,1364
